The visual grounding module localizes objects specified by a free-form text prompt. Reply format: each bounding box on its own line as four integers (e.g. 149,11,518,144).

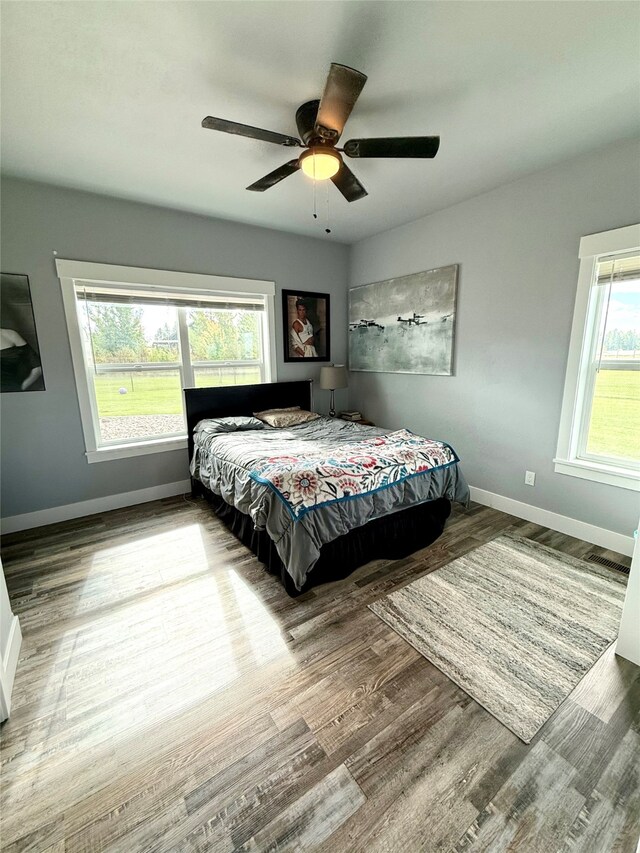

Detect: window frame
57,259,277,463
554,224,640,492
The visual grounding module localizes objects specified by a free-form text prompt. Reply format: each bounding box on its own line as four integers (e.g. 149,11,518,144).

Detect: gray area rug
369,534,627,742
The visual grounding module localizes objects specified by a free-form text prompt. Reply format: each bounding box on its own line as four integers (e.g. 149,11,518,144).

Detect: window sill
554,457,640,492
86,436,188,463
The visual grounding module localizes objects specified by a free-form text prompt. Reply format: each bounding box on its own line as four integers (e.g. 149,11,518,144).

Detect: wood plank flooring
1,497,638,852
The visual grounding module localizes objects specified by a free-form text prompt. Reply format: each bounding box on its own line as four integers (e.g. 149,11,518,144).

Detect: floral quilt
249,428,459,520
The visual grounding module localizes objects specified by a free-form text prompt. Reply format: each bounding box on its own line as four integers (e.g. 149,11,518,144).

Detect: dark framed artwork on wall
282,290,331,362
1,272,45,392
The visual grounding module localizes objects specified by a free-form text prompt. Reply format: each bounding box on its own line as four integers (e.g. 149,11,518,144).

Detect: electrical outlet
525,471,536,486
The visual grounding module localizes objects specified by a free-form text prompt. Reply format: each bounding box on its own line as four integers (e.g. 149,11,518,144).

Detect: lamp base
329,389,336,417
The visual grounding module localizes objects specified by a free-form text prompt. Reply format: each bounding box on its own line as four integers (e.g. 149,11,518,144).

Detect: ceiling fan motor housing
296,99,328,146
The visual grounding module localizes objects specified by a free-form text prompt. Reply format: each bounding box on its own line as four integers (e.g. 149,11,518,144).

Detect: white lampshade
319,364,348,391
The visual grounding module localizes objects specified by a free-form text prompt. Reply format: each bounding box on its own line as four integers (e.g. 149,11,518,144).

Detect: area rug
369,534,627,742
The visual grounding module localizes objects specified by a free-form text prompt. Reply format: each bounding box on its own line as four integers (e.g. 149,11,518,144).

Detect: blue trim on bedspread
248,428,460,522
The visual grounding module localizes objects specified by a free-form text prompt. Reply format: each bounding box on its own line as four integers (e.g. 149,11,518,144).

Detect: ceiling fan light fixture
299,148,341,181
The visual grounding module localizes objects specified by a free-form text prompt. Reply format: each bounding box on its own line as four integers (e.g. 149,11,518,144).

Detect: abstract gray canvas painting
348,265,458,375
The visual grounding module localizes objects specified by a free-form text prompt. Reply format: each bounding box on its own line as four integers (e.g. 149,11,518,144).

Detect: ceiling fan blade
315,63,367,142
202,116,301,148
331,162,368,202
343,136,440,159
246,160,300,192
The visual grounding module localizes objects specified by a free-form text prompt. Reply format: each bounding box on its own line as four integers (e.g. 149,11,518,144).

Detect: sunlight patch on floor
5,522,296,808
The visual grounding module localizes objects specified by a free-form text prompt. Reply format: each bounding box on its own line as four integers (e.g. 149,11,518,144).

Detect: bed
186,380,469,596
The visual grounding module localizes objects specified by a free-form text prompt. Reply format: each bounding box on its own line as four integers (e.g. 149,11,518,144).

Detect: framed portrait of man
282,290,330,362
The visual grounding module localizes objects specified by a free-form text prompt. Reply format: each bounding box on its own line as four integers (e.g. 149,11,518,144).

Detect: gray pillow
194,416,265,434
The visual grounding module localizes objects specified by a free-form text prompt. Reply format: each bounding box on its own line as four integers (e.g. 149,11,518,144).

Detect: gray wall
348,138,640,537
0,178,349,517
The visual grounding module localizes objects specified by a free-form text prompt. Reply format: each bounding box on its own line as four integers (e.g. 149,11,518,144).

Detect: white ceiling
1,1,639,244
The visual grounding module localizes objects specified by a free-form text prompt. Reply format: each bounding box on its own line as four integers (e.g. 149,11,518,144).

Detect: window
57,260,276,462
555,224,640,491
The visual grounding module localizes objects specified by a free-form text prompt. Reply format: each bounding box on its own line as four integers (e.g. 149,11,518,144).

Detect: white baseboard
470,486,634,557
1,479,192,535
0,614,22,721
2,478,632,558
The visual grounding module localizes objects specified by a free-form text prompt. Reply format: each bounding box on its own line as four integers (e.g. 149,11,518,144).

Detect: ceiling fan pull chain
325,180,331,234
312,171,318,220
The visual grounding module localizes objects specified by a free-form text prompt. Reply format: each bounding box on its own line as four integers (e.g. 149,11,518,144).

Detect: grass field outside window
93,367,261,417
93,367,262,442
586,368,639,462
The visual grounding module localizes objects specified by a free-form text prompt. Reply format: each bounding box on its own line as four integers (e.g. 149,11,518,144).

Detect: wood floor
1,497,638,852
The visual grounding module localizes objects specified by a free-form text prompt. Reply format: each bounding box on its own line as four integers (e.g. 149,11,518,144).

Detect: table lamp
319,364,348,417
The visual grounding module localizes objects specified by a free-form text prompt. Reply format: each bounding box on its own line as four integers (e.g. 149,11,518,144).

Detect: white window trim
554,224,640,492
57,259,277,463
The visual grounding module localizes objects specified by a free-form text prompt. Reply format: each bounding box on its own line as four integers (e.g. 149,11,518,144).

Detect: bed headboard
184,379,313,461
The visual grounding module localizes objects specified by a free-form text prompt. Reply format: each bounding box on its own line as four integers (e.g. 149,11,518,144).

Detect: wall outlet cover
525,471,536,486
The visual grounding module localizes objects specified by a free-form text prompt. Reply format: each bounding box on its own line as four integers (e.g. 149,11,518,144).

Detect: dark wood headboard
184,380,313,461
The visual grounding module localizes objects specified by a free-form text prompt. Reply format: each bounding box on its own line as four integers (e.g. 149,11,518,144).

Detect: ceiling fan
201,63,440,202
